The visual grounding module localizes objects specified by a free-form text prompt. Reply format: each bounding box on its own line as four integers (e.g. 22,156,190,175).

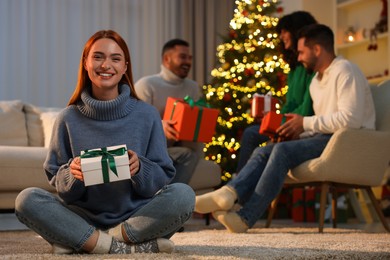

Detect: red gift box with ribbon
259,111,283,137
162,96,219,143
251,92,279,119
259,110,291,138
292,187,316,222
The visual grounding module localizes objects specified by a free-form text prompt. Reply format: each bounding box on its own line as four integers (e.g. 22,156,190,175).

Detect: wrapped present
305,187,316,222
259,111,290,138
292,187,316,222
80,144,130,186
162,96,219,143
382,185,390,199
274,187,293,219
259,111,283,137
292,188,304,222
251,91,279,118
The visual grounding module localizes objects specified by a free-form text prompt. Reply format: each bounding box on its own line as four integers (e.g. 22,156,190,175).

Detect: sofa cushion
23,103,44,147
40,111,60,148
0,100,28,146
24,103,62,147
0,146,55,191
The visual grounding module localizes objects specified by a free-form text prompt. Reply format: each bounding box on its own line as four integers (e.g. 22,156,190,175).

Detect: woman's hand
71,150,140,181
128,150,140,176
70,156,84,181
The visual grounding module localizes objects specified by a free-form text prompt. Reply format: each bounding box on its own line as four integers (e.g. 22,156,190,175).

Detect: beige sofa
0,100,221,210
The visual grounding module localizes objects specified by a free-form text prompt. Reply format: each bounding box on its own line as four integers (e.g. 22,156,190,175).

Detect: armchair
266,81,390,233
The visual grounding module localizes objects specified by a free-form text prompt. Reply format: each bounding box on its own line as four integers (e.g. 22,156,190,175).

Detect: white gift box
80,144,130,186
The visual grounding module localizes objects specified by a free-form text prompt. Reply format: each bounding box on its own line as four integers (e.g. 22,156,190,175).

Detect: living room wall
0,0,313,108
0,0,235,107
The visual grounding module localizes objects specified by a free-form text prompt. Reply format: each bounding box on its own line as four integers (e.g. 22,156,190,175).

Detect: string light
203,0,286,182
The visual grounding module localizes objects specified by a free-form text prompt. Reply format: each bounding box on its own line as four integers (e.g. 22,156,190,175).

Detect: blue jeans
15,183,194,252
169,146,199,184
228,134,332,227
236,124,269,172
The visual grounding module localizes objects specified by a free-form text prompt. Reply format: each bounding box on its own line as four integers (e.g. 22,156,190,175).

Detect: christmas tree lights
203,0,288,183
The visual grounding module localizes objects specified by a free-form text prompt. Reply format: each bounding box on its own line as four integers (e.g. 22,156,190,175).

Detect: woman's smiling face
279,29,293,50
84,38,127,92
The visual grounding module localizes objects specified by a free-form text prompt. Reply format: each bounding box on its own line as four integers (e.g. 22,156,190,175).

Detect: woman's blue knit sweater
43,84,175,229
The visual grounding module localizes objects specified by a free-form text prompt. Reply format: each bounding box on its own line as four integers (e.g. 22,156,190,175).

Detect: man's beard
305,67,314,74
303,57,317,75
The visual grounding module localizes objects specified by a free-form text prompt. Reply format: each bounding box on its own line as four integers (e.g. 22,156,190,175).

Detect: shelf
368,75,390,85
337,0,365,9
300,2,390,87
337,32,388,50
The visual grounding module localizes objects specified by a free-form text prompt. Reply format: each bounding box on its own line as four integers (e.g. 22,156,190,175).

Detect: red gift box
272,187,293,219
292,187,316,222
382,185,390,199
162,97,219,143
251,92,279,118
259,111,288,137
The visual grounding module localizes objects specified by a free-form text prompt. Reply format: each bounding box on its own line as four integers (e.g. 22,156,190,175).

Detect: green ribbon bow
170,96,211,142
80,147,127,183
183,95,195,107
183,95,210,108
293,199,305,208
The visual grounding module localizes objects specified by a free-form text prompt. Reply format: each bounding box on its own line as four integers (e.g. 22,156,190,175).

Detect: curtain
0,0,234,107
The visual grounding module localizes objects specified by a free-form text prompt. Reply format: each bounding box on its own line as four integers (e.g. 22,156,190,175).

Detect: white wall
280,0,303,15
0,0,335,108
0,0,234,107
280,0,333,27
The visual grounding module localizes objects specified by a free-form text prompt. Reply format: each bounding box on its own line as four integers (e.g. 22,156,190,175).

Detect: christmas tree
203,0,288,183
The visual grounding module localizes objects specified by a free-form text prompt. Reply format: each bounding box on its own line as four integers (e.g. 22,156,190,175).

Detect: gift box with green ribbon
162,96,219,143
80,144,129,186
292,187,316,222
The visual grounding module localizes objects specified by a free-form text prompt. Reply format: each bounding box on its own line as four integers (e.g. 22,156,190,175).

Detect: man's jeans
168,146,199,184
228,134,332,227
236,124,269,172
15,183,194,252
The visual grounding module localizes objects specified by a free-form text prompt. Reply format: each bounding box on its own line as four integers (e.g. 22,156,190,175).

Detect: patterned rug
1,217,389,259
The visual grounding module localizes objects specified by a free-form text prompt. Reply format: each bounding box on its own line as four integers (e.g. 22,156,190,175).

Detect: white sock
108,224,125,242
212,210,248,233
90,230,112,254
195,185,237,213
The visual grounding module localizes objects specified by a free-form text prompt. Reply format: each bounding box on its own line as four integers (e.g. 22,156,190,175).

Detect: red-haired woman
15,30,194,255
